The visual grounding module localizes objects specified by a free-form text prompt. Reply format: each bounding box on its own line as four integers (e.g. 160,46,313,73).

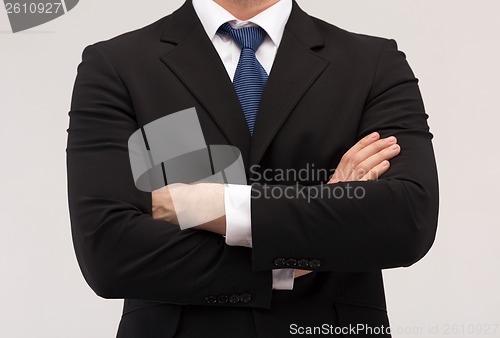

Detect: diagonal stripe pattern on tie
218,22,269,136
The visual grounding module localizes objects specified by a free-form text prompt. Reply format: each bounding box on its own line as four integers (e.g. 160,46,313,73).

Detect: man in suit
66,0,439,337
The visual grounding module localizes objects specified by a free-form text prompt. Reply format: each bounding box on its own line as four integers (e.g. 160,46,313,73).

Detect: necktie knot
218,22,267,51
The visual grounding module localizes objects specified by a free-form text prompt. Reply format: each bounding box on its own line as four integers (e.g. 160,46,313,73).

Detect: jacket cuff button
274,257,286,267
205,296,217,304
217,295,228,304
240,292,252,303
229,294,240,304
298,259,309,268
309,259,322,269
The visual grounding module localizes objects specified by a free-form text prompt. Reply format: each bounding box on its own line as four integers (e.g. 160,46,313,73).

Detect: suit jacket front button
205,296,217,304
309,259,322,269
229,294,240,304
217,295,228,304
298,259,309,268
274,258,286,267
240,292,252,303
285,258,297,267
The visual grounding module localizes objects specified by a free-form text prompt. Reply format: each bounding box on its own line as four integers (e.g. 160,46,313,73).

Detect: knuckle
350,154,361,166
368,169,379,180
354,166,368,178
374,139,390,150
358,138,369,146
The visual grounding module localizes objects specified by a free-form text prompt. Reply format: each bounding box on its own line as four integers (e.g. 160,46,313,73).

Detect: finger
360,160,390,181
350,144,400,181
350,136,398,168
332,136,397,182
329,132,380,183
339,132,380,169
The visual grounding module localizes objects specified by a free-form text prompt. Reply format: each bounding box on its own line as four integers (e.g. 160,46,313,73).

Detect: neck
213,0,280,21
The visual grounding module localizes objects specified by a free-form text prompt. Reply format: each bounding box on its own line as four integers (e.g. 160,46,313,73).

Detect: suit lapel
159,1,251,162
250,1,330,167
159,1,330,170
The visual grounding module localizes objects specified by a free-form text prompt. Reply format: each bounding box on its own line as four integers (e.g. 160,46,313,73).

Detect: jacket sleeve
66,44,272,308
250,39,439,272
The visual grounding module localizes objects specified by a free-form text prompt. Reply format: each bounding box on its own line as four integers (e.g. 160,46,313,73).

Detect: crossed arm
151,132,402,279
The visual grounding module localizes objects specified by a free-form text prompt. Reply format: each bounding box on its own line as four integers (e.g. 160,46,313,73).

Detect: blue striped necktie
218,22,269,136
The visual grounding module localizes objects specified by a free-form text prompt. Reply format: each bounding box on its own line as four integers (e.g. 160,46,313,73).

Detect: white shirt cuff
272,269,295,290
224,184,252,248
224,185,294,290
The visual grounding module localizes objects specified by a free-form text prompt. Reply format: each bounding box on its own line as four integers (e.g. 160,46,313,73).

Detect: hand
152,183,226,234
294,132,401,279
329,132,400,183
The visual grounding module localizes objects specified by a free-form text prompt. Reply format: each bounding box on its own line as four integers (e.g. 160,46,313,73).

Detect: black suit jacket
66,1,439,337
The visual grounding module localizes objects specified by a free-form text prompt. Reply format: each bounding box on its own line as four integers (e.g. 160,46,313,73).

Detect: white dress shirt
192,0,295,290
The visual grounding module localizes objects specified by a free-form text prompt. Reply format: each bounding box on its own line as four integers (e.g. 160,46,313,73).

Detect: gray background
1,0,499,337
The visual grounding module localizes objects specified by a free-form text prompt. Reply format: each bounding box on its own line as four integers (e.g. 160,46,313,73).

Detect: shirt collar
192,0,293,47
